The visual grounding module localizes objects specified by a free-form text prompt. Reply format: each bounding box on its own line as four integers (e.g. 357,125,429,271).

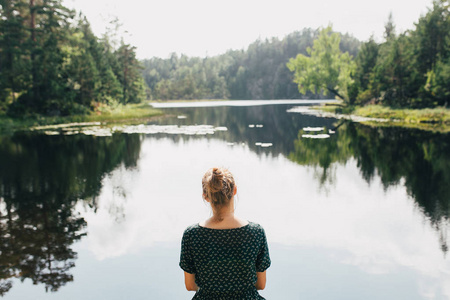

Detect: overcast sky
63,0,432,59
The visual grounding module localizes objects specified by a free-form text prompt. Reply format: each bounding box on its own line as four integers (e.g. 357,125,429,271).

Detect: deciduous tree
286,26,356,103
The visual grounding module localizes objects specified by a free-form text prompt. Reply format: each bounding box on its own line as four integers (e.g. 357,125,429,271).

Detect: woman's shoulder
184,223,201,232
183,221,266,233
246,221,267,232
182,223,202,237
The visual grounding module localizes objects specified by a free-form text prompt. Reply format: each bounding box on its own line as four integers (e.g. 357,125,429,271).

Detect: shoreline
0,102,163,134
303,104,450,133
1,100,449,134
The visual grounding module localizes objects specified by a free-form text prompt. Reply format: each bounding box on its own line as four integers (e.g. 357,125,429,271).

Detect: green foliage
289,122,450,232
0,2,146,117
354,36,379,102
371,0,449,107
142,28,361,100
373,35,421,106
0,103,162,133
354,105,450,127
286,26,356,103
384,12,396,41
284,1,449,108
115,43,146,103
413,1,449,75
143,53,234,100
425,57,450,103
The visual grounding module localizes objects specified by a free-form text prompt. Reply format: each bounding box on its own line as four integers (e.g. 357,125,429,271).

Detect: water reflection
289,121,450,254
0,133,142,295
72,136,450,299
154,106,450,248
150,105,336,156
1,103,450,299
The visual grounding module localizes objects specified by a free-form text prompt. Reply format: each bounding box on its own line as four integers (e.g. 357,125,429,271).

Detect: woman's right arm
255,271,266,290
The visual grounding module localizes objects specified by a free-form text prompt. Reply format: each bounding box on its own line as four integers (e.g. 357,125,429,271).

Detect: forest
0,0,449,118
141,30,360,101
288,1,449,108
144,0,449,108
0,0,146,117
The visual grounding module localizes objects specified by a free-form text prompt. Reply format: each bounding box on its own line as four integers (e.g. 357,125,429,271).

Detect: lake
1,100,449,299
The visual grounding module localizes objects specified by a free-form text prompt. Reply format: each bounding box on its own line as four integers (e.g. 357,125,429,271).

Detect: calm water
1,101,449,299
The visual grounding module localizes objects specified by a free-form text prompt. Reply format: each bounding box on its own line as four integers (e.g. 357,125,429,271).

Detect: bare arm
255,271,267,290
184,272,199,291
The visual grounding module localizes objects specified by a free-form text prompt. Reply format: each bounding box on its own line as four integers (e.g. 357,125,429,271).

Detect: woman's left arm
255,271,266,290
184,272,199,291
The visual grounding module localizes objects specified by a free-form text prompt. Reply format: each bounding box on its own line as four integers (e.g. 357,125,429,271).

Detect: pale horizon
63,0,432,59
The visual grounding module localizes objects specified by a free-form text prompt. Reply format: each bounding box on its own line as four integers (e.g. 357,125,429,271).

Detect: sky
62,0,432,59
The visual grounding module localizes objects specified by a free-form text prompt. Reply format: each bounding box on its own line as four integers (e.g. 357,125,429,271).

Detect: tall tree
353,36,379,103
1,1,146,115
286,26,356,103
384,12,396,41
0,0,29,107
115,42,146,103
414,0,449,74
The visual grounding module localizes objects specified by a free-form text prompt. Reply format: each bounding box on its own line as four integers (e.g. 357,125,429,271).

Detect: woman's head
202,167,236,210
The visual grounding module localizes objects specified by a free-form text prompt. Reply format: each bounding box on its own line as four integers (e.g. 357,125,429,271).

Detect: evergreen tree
384,12,396,41
354,36,379,102
0,0,29,108
115,42,146,103
0,1,146,115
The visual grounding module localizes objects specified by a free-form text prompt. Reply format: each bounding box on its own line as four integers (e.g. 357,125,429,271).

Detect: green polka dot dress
180,222,271,300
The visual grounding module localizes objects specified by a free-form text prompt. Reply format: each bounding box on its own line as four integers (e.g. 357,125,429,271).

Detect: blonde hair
202,167,235,213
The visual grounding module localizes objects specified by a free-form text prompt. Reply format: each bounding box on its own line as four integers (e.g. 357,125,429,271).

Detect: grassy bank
354,105,450,123
0,102,162,133
315,104,450,132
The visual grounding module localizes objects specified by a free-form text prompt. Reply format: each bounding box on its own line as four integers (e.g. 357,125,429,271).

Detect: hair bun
202,167,235,209
209,168,224,193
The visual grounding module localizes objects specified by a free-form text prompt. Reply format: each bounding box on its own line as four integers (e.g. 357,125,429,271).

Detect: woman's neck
211,208,234,222
201,202,248,229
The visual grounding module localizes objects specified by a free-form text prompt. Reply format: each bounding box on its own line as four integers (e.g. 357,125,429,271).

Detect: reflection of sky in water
54,138,449,299
5,102,450,299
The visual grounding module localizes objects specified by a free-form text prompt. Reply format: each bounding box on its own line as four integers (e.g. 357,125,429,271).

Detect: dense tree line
142,29,360,100
0,0,146,116
288,0,450,108
3,0,446,112
353,0,449,107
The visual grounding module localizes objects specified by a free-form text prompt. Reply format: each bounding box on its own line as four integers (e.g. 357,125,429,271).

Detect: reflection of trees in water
153,105,336,156
289,122,450,254
0,133,142,295
289,125,352,190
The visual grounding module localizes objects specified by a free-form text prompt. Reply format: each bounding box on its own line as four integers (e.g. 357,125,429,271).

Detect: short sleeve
179,228,196,274
255,227,271,272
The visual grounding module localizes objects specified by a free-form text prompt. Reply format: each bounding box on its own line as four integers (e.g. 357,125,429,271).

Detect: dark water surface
1,101,449,299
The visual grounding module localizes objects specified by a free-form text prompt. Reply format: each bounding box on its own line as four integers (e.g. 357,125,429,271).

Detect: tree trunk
327,87,345,101
3,0,16,102
123,47,129,103
30,0,39,102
